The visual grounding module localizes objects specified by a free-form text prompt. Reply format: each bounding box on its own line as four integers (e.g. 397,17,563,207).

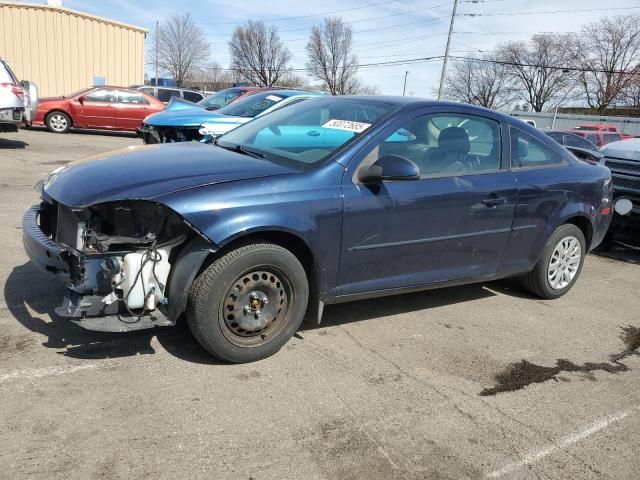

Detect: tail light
1,82,24,102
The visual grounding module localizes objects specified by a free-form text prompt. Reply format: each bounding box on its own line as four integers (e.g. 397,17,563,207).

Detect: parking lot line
486,405,640,478
0,363,101,384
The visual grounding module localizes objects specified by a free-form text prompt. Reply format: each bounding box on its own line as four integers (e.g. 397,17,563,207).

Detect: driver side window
364,112,502,178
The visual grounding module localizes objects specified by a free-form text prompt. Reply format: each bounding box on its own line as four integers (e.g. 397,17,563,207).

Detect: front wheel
187,242,309,363
521,224,586,299
45,111,71,133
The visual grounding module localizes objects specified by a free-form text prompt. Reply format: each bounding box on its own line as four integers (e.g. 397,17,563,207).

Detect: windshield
216,91,291,118
217,98,400,168
198,88,245,109
67,88,92,98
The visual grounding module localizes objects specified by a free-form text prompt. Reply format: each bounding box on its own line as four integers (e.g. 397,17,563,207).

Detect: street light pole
402,71,409,96
437,0,459,100
155,20,159,86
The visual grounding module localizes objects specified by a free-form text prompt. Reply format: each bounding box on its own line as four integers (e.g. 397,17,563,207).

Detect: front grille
612,175,640,192
605,159,640,174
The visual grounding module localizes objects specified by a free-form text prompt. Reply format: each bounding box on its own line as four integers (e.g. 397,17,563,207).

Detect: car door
111,89,151,130
336,108,517,297
75,88,115,128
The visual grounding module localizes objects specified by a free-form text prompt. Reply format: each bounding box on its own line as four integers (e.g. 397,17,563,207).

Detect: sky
48,0,640,96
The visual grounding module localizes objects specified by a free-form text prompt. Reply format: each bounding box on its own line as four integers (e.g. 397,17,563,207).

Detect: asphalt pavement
1,127,639,480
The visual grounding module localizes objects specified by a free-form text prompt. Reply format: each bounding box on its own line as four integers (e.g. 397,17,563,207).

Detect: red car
31,86,165,133
574,124,634,140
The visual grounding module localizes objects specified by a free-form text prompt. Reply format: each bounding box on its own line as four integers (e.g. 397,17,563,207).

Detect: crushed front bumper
22,203,174,331
22,204,71,279
140,123,202,144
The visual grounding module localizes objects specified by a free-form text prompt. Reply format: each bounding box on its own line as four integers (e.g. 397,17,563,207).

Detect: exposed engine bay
37,199,197,331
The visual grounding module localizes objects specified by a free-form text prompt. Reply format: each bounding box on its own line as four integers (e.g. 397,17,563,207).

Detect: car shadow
3,262,223,365
25,125,138,138
4,263,556,363
0,138,28,149
592,240,640,265
304,283,500,330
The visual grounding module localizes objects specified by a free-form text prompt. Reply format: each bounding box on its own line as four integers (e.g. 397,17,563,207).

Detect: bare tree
577,15,640,113
444,54,515,109
229,21,292,86
306,17,359,95
189,62,236,90
149,13,210,86
621,80,640,109
355,83,380,95
499,34,577,112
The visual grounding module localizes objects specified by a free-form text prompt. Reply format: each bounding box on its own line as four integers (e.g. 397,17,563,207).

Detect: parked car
23,97,612,362
570,130,622,148
136,85,204,104
544,130,599,152
140,89,326,144
0,58,38,133
599,139,640,239
573,124,634,139
195,86,265,110
31,86,165,133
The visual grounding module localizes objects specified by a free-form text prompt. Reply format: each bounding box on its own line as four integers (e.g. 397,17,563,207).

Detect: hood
201,116,251,135
42,142,298,207
143,105,225,127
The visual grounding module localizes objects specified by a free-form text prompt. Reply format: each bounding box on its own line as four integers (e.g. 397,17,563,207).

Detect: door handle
482,195,508,208
307,130,321,137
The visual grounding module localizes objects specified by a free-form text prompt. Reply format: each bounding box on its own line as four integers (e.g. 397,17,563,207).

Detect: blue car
23,96,612,362
140,89,325,144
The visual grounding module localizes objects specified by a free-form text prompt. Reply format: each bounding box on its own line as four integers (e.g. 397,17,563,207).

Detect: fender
166,236,215,321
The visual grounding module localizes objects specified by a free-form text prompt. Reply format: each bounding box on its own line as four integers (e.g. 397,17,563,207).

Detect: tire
187,242,309,363
521,224,586,299
45,111,71,133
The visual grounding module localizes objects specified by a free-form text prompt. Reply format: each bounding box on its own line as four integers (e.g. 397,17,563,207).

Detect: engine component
119,247,171,310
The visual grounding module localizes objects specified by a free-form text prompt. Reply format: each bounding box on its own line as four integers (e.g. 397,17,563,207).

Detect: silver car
0,59,38,133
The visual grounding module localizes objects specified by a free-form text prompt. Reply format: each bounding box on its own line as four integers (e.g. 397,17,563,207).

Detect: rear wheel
187,242,309,363
521,224,586,299
45,111,71,133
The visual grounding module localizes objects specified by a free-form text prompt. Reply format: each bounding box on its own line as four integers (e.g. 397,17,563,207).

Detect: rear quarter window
511,128,566,168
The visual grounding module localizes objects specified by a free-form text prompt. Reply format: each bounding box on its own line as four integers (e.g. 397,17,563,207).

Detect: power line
196,0,401,25
449,55,640,75
200,2,454,35
460,5,640,17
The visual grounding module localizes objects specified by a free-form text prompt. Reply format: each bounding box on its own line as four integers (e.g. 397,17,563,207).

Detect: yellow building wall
0,2,147,97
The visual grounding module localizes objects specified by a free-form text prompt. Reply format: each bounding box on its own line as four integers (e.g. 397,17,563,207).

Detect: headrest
438,127,470,154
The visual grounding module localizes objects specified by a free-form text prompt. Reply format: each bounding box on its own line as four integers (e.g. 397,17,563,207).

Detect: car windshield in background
217,98,399,167
216,92,291,118
198,89,244,109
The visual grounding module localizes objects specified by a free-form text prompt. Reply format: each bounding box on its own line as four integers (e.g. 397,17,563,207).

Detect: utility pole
437,0,459,100
155,20,159,85
402,71,409,96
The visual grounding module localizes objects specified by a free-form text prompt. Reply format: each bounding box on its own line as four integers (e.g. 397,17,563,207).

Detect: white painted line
486,406,640,478
0,363,100,384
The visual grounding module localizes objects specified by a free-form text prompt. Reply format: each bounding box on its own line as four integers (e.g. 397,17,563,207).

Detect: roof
0,1,148,33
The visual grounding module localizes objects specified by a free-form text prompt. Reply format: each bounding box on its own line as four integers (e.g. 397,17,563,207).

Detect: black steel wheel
188,242,309,363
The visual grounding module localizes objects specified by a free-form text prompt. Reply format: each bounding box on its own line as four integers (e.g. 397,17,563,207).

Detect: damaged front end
23,198,208,332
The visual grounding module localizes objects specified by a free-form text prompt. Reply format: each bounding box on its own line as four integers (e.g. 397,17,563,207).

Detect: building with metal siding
0,1,147,97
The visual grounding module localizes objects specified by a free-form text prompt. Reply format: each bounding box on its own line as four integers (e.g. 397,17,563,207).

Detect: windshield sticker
265,95,283,102
322,119,371,133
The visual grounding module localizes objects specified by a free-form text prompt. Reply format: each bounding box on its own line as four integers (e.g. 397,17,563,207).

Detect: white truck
0,59,38,133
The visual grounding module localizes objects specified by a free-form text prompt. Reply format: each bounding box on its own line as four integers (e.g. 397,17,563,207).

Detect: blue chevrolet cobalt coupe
23,96,613,362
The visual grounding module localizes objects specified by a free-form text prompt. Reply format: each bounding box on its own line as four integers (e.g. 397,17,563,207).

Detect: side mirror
358,154,420,183
78,95,85,104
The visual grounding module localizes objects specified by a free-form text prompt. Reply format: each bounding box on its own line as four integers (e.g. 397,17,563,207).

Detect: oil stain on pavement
480,326,640,396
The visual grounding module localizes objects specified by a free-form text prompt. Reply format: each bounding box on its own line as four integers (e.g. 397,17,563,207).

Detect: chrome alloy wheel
49,114,68,132
547,236,582,290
